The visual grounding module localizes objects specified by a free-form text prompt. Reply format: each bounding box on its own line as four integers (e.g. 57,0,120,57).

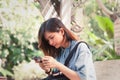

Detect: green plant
0,27,43,77
87,15,120,61
0,67,13,77
0,0,43,78
82,0,120,61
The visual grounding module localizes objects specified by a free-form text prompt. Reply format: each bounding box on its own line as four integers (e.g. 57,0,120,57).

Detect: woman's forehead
44,31,54,39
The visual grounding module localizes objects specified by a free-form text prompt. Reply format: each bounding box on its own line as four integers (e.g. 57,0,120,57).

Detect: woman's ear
59,28,64,35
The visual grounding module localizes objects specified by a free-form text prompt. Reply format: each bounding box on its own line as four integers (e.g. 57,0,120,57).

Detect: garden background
0,0,120,80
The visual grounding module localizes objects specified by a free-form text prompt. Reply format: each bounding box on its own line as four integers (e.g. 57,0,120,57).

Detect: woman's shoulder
71,40,89,49
76,41,90,49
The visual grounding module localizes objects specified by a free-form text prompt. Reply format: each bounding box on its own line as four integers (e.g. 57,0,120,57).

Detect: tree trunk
60,0,73,29
114,17,120,55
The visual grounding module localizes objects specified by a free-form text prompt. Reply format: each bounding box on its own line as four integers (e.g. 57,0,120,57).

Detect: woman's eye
50,36,54,39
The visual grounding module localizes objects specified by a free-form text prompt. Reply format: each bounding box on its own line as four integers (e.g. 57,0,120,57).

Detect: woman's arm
56,61,81,80
42,56,81,80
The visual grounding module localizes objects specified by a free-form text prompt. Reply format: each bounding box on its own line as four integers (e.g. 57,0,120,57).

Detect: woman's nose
49,40,54,46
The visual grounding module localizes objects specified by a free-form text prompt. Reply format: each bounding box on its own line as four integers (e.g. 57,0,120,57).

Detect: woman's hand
34,57,51,72
34,56,59,74
42,56,59,69
39,62,50,72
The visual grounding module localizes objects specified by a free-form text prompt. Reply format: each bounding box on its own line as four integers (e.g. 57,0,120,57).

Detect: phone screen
33,56,42,63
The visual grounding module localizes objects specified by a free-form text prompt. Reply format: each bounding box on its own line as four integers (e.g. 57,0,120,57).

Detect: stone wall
94,60,120,80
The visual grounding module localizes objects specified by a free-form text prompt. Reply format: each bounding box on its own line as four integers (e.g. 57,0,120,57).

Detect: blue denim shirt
55,40,96,80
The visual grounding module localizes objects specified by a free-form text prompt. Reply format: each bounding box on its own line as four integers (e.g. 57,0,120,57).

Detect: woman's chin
54,45,59,49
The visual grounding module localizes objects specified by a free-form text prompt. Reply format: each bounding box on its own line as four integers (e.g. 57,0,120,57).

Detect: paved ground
94,60,120,80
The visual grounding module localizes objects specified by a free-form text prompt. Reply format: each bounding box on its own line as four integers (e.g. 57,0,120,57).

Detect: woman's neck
62,40,70,48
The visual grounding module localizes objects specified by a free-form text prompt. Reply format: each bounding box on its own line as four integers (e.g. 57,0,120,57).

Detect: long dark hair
38,18,78,57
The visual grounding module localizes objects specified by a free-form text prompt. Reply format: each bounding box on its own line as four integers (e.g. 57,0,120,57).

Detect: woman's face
44,29,64,48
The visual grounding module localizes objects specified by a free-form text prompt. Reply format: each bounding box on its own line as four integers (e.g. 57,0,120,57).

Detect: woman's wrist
45,68,52,74
56,61,62,69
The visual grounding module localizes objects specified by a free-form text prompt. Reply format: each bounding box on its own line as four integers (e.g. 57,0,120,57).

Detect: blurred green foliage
0,0,43,78
0,0,120,79
83,0,120,61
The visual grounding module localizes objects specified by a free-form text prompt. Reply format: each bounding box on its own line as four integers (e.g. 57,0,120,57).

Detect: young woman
37,18,96,80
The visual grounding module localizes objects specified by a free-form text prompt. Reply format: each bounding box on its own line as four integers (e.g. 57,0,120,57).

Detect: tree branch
96,0,113,16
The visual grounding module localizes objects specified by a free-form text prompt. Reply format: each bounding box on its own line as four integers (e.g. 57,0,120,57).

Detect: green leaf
0,67,13,77
95,15,114,39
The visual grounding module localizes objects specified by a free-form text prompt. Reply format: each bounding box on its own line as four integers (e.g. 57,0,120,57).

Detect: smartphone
33,56,42,63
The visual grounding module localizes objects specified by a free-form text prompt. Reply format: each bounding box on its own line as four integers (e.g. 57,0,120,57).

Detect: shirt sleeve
74,43,96,80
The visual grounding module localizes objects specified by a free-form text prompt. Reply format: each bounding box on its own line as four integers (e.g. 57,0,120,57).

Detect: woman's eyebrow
48,35,53,39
